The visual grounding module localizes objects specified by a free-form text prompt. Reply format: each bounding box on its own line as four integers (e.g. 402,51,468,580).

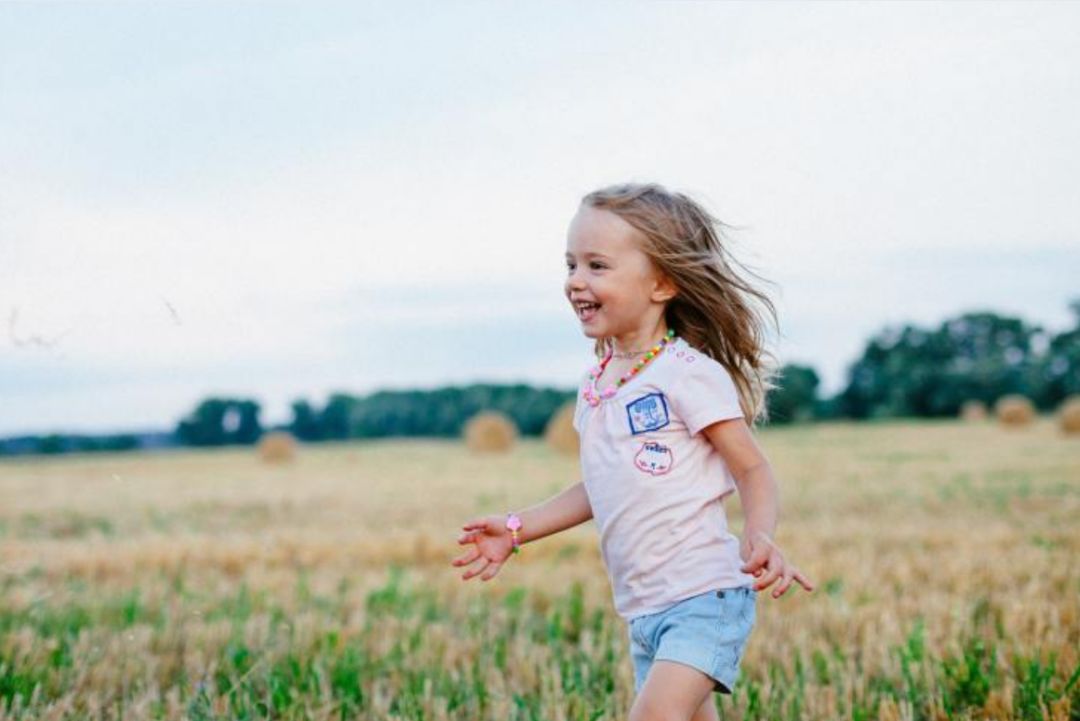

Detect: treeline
836,306,1079,419
1,303,1077,456
179,385,575,447
769,303,1080,422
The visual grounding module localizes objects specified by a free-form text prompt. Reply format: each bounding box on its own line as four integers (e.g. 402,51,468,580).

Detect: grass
0,419,1077,719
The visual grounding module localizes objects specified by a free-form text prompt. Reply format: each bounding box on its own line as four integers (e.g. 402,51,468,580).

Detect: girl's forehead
567,206,643,254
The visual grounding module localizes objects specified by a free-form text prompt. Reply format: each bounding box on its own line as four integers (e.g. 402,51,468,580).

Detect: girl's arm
515,480,593,544
452,481,592,582
701,418,815,598
731,460,778,542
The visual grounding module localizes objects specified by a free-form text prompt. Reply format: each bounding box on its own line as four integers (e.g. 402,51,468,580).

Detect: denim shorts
627,586,757,695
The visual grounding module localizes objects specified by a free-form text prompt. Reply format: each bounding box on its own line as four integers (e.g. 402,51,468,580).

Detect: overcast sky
2,2,1078,436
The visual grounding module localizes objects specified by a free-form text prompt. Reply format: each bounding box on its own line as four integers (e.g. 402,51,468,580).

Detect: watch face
506,514,522,531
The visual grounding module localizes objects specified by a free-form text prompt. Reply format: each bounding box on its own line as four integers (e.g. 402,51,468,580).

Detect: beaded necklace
582,329,676,407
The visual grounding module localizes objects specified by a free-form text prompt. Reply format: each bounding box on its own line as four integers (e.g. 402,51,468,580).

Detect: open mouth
574,300,601,322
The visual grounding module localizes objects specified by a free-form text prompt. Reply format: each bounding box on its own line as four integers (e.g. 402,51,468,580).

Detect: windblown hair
581,182,781,427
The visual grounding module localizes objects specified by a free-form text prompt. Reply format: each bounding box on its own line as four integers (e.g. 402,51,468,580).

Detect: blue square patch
625,393,670,435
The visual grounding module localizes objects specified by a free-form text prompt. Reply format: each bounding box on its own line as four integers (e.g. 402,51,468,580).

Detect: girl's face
564,204,675,342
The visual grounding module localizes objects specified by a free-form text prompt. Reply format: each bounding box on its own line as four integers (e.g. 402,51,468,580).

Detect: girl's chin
579,323,603,338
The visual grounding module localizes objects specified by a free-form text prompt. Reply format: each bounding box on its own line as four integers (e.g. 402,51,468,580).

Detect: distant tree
811,395,843,420
343,384,573,439
176,397,263,446
838,311,1045,419
1033,298,1080,406
320,393,357,440
289,399,323,441
100,434,140,452
36,434,66,455
766,364,820,424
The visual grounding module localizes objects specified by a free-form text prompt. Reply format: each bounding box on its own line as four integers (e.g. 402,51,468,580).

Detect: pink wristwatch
506,513,523,554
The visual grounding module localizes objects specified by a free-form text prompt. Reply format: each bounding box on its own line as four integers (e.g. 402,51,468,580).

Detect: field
1,419,1078,720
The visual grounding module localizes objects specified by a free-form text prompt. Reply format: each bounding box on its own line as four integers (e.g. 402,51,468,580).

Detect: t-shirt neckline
588,337,683,403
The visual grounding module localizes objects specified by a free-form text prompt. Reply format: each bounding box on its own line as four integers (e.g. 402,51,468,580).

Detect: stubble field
1,419,1078,720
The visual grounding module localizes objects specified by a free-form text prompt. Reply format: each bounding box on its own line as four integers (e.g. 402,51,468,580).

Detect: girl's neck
609,325,671,357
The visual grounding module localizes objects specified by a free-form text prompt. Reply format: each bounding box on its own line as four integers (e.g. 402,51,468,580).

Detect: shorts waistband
715,585,756,599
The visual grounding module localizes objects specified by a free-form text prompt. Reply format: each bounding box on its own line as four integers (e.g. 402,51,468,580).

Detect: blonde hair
581,182,780,427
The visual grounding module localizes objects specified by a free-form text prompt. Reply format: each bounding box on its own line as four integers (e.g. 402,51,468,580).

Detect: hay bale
1058,396,1080,435
257,431,298,463
960,400,987,422
464,411,517,453
544,401,579,456
994,394,1035,427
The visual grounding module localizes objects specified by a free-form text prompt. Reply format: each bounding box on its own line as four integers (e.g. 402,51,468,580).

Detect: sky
1,2,1078,436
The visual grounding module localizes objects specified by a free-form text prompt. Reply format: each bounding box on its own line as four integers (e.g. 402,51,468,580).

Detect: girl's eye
565,260,606,272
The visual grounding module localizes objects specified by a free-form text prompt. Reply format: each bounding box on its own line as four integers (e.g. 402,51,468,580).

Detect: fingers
461,518,491,532
741,535,815,598
764,565,815,598
450,547,480,568
740,545,770,575
771,568,795,598
478,560,503,582
752,551,784,592
460,557,491,581
454,519,508,582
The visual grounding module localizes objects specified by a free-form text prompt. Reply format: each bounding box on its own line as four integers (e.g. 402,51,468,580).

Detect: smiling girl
452,182,814,720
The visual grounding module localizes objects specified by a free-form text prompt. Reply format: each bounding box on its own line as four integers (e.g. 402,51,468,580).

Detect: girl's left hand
740,530,815,598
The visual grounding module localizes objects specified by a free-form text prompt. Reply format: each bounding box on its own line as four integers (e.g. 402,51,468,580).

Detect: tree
289,399,323,441
176,397,263,446
766,364,820,424
837,311,1045,419
319,393,356,440
1034,298,1080,406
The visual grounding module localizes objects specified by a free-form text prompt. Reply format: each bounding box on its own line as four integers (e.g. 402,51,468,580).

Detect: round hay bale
257,430,298,463
544,401,579,456
464,411,517,453
994,394,1035,427
959,400,987,422
1058,395,1080,435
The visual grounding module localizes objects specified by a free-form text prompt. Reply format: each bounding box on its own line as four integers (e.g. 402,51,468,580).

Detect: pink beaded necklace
582,329,677,406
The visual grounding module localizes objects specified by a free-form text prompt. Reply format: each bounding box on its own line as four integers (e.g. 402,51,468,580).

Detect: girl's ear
652,272,678,303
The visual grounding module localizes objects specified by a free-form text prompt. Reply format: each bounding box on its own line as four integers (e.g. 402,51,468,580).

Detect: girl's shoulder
662,339,739,398
662,337,730,377
662,339,743,432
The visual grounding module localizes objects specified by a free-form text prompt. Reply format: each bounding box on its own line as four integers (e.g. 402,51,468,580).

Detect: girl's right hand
451,515,515,582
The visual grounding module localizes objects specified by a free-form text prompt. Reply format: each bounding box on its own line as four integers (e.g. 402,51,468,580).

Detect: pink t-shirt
573,336,757,621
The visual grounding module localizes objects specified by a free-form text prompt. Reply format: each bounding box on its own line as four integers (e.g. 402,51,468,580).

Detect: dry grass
1,419,1077,719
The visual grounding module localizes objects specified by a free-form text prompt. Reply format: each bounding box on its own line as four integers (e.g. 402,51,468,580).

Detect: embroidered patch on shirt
625,393,670,435
634,441,674,475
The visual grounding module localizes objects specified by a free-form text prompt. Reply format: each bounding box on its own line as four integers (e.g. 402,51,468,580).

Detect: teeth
575,301,599,320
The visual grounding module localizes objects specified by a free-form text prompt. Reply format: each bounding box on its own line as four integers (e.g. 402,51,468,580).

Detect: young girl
451,182,814,720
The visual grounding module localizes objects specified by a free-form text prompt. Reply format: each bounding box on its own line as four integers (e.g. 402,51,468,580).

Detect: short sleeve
668,355,744,436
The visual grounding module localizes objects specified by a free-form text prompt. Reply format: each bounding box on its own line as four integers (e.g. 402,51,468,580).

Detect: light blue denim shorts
627,585,758,695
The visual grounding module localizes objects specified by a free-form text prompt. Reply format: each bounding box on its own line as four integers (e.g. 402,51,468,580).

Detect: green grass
1,568,1077,720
